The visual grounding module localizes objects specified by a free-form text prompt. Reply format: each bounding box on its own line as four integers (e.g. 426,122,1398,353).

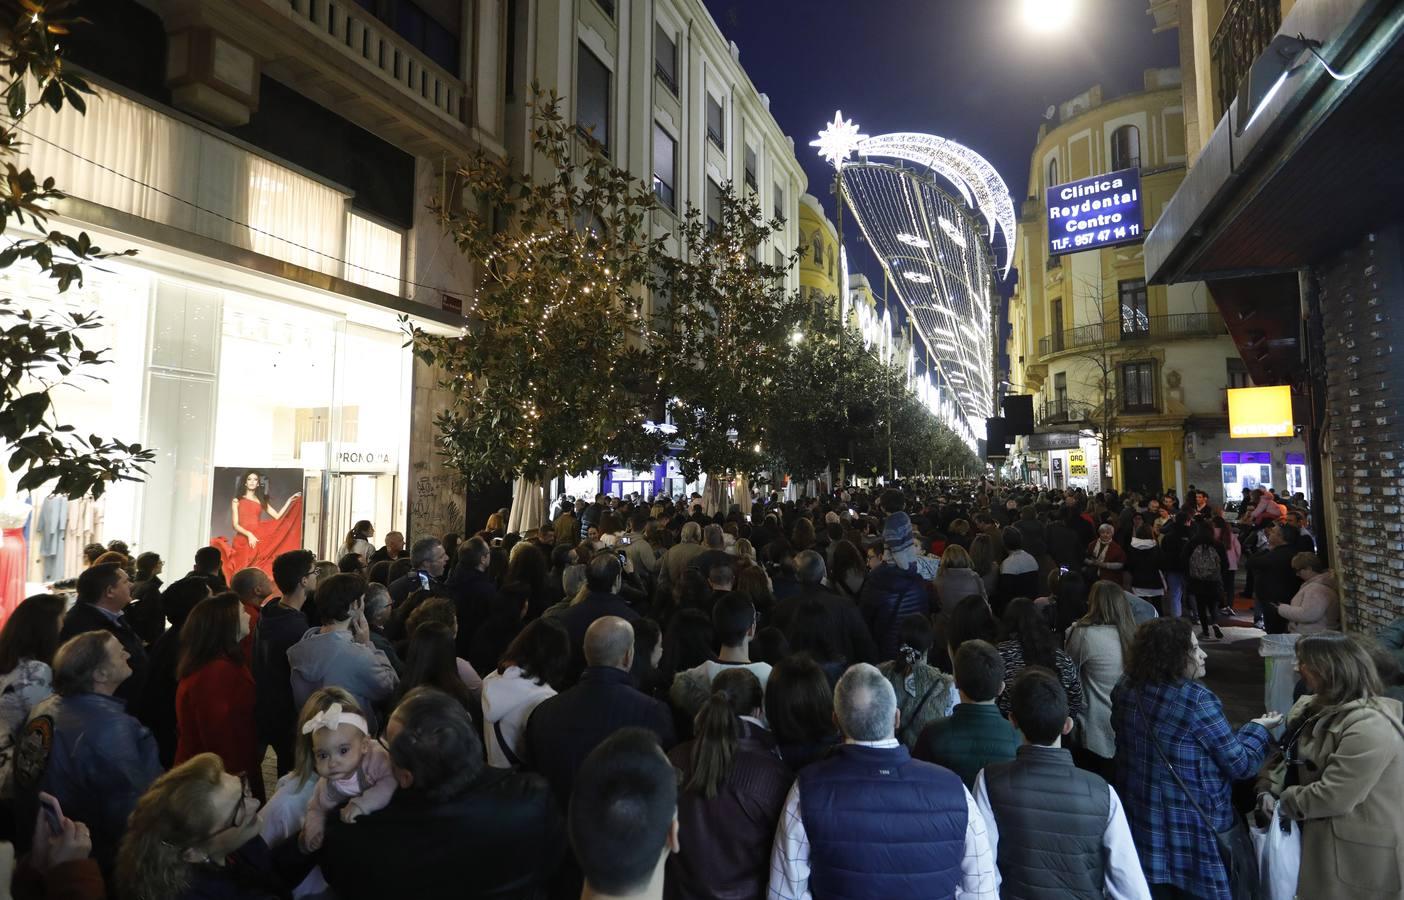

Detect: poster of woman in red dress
209,468,304,584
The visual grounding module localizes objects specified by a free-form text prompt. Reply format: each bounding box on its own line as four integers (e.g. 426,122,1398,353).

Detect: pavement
1199,594,1271,727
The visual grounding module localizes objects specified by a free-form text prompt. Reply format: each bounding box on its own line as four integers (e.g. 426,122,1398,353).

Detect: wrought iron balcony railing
1210,0,1284,121
1037,312,1227,360
1038,398,1099,426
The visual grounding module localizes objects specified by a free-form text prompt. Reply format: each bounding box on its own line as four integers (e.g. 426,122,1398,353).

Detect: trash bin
1260,633,1302,715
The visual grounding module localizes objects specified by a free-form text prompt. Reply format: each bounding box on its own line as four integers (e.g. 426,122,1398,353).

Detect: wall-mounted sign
1028,431,1083,451
1227,385,1293,438
300,442,398,473
1047,167,1143,257
1069,450,1087,477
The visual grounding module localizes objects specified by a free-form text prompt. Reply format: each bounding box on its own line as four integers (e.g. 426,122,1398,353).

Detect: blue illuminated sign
1046,167,1143,256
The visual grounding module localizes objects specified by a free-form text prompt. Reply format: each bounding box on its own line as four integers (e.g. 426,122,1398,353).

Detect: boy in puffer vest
973,668,1152,900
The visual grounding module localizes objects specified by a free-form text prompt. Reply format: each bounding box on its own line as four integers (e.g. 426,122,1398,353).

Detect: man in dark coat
58,563,148,707
250,549,316,775
771,550,878,666
1246,522,1302,633
554,554,642,683
523,616,674,810
388,537,449,607
321,687,564,899
441,537,495,656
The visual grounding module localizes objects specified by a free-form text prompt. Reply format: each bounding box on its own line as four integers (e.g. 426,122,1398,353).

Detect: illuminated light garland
903,271,933,284
897,233,931,249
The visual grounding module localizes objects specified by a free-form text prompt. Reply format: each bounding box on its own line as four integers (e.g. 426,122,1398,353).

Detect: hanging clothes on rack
62,496,104,577
37,494,68,582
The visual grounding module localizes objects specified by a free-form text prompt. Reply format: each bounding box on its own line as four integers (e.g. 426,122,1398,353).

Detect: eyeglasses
206,773,253,841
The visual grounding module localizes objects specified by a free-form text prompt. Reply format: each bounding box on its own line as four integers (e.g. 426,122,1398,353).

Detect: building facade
507,0,807,313
1143,0,1404,633
1006,67,1305,499
1,0,492,599
798,192,841,317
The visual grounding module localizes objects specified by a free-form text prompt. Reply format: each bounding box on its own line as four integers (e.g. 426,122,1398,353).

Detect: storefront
0,80,426,603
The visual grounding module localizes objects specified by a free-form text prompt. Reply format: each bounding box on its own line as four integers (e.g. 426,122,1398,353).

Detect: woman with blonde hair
934,544,986,610
1064,581,1137,772
1258,632,1404,899
116,752,279,900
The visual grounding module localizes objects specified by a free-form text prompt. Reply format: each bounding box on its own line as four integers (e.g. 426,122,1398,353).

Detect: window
706,93,724,148
1111,125,1141,170
1227,357,1251,389
827,247,833,279
706,177,722,231
576,43,611,152
773,184,785,223
1047,157,1059,189
812,232,824,264
1119,278,1149,336
774,248,784,270
1053,372,1068,415
1120,361,1156,412
652,123,676,210
744,145,757,191
1050,298,1064,352
654,25,677,95
354,0,460,74
593,0,614,17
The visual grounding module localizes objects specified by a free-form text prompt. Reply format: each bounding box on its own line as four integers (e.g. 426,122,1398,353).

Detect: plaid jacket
1111,677,1271,899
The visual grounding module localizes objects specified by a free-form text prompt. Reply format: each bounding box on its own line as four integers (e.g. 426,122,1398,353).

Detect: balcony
1037,311,1227,360
1210,0,1284,120
1038,398,1099,427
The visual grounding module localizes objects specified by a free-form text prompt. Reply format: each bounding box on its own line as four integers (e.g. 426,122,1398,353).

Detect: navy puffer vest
798,743,967,899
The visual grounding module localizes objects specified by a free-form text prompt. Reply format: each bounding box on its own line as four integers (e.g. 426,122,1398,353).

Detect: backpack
1188,543,1220,581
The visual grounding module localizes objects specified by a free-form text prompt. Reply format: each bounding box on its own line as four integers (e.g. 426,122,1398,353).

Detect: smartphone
1059,566,1070,575
620,536,632,546
39,794,62,836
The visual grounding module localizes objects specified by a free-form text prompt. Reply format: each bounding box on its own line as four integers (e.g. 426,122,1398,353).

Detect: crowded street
1,0,1402,898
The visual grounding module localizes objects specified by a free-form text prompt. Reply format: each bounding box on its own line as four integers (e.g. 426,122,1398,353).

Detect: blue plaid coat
1111,677,1271,899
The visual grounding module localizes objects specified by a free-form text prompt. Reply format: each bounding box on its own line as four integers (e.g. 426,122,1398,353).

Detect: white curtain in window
17,83,350,279
344,213,404,295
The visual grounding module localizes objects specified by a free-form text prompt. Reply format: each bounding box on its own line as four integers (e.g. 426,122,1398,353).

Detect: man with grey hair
229,566,272,660
691,524,731,582
657,520,705,599
768,663,996,899
362,583,403,675
388,536,449,606
523,616,674,809
772,550,878,666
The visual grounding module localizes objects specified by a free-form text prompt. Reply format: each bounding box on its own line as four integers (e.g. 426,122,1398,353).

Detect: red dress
210,495,303,584
0,528,25,629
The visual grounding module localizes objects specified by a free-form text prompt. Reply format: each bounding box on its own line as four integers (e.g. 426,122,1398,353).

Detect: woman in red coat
175,592,263,799
1085,523,1128,586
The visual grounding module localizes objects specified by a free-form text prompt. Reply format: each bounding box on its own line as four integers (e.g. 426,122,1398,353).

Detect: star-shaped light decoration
810,110,868,169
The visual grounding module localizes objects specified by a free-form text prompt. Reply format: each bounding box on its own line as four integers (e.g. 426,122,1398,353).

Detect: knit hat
883,512,917,570
883,511,914,552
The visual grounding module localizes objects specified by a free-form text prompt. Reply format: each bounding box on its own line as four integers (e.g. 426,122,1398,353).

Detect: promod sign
1047,167,1143,256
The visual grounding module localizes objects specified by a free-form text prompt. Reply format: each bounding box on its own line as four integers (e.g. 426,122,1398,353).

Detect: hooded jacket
1125,536,1166,593
1279,570,1341,635
481,665,556,768
287,628,398,734
250,599,308,748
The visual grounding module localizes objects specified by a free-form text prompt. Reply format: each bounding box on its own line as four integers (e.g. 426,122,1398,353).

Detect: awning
1144,0,1404,286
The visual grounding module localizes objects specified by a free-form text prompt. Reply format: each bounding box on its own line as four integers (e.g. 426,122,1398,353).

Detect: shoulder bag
1136,692,1258,900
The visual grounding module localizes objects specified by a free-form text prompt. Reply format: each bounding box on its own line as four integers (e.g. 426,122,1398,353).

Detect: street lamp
1019,0,1076,32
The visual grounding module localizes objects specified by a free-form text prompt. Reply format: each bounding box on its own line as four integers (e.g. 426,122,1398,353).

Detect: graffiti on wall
408,462,463,541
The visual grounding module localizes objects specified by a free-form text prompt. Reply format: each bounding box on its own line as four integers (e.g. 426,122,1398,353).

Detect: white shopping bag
1249,801,1301,900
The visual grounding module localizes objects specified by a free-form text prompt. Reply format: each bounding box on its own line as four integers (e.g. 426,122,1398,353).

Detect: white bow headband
301,702,369,737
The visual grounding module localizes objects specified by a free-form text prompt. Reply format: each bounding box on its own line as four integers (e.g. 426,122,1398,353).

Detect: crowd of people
0,479,1399,900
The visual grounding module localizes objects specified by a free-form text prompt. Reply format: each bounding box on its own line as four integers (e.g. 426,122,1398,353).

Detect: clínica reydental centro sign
1047,167,1143,256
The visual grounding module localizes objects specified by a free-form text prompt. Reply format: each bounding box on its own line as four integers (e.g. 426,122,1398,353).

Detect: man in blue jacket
767,663,997,899
860,512,930,661
14,630,162,875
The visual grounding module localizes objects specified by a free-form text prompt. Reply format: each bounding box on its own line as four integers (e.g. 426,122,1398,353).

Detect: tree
648,184,807,483
405,89,666,486
0,1,152,499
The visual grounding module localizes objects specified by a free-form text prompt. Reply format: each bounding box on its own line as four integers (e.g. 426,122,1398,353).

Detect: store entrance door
1121,449,1163,496
307,472,399,560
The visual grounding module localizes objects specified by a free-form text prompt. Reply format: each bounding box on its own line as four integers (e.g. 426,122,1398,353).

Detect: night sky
702,0,1179,288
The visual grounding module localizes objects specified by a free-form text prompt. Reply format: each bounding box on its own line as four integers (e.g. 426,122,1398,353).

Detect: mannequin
0,472,31,627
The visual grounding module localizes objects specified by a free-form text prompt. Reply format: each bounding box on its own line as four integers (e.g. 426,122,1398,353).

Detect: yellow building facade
798,192,841,319
1005,69,1304,500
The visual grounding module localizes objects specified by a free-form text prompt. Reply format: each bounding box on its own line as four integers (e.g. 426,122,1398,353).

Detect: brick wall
1318,225,1404,635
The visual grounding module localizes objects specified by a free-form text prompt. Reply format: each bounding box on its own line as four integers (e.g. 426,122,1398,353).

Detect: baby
299,702,396,852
